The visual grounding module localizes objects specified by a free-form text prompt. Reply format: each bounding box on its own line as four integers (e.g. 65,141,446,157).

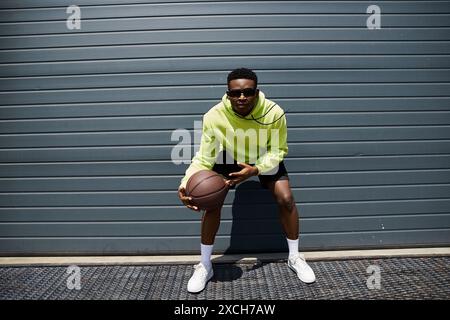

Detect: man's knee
276,193,295,211
204,206,221,217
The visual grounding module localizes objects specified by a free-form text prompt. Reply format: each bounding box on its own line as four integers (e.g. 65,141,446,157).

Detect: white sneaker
187,263,213,293
288,253,316,284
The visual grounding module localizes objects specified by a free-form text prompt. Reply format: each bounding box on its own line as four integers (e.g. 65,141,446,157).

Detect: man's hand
178,186,200,211
225,162,259,187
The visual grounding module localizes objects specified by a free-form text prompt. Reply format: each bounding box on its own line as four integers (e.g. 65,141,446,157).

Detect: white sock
200,243,213,271
286,237,299,259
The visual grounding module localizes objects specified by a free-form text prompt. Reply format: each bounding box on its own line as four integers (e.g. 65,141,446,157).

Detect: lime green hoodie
179,91,288,188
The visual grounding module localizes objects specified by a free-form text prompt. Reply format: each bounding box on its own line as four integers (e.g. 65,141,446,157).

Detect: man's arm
225,162,259,187
179,115,220,189
254,113,288,175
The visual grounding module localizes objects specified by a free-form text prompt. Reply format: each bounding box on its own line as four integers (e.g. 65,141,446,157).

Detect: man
178,68,316,293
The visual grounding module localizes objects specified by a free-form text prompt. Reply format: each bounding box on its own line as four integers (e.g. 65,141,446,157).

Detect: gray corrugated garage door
0,0,449,255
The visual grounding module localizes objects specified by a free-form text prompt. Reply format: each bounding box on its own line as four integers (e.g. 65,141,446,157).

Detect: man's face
227,79,259,116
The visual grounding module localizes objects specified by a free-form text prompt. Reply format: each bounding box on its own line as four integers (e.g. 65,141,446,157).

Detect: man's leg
267,179,316,283
187,206,221,293
187,156,232,293
266,179,299,241
200,207,221,271
201,207,222,245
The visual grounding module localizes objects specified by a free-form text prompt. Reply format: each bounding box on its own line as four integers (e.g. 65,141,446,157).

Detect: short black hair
227,68,258,87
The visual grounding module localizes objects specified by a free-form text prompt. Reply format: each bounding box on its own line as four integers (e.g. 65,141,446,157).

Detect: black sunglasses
227,88,257,98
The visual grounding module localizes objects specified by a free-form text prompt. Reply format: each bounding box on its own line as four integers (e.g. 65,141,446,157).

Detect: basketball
186,170,229,210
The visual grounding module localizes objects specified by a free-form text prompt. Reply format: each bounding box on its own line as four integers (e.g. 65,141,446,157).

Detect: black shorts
212,159,289,189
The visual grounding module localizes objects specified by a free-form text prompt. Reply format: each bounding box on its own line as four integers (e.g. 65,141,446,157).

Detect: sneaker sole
287,262,316,284
187,271,214,294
